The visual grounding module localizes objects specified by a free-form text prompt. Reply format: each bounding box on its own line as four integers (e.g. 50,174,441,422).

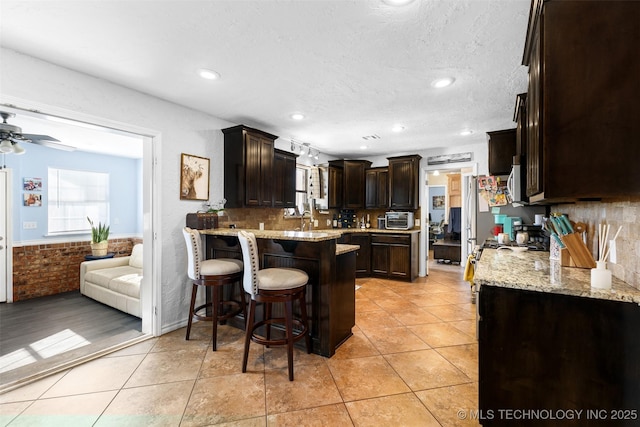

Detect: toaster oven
385,212,414,230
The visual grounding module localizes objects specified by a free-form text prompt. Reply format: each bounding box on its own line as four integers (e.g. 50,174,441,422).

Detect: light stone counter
474,248,640,305
200,228,342,242
338,228,420,234
200,227,419,242
336,244,359,256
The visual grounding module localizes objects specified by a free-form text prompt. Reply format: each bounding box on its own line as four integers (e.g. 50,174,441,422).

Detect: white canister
516,231,529,245
497,233,510,244
534,214,544,225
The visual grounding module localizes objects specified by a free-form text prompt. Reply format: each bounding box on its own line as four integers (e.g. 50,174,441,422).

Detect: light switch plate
23,221,37,229
609,240,617,264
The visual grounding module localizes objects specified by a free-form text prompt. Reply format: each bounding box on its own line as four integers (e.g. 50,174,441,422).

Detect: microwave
385,211,414,230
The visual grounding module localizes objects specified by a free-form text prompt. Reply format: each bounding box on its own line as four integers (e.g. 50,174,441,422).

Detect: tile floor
0,264,480,426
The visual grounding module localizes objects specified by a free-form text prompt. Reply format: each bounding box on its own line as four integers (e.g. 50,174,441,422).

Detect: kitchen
1,0,640,425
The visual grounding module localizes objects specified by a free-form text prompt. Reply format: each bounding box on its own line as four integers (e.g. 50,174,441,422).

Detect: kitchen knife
559,214,574,234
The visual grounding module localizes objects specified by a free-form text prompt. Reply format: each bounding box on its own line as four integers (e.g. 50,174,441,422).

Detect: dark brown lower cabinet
371,233,418,282
478,285,640,426
340,233,371,277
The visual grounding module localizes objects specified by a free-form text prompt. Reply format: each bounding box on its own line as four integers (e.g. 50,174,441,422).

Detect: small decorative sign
24,193,42,206
23,177,42,191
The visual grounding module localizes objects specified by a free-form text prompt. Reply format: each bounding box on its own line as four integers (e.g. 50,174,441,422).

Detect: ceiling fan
0,111,75,154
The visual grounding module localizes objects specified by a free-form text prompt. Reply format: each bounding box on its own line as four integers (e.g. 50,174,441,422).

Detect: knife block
559,232,596,269
559,248,576,268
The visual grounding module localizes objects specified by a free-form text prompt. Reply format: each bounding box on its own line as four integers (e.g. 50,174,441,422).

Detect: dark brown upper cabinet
222,125,277,208
388,155,421,210
365,167,388,209
273,149,297,208
328,160,371,209
328,164,343,209
487,129,516,176
522,0,640,203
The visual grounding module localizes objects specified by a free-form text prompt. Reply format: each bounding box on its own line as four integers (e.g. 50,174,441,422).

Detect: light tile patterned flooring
0,264,480,426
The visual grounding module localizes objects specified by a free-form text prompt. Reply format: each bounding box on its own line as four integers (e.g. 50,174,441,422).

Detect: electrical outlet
326,219,331,226
609,240,617,264
23,221,37,229
414,219,420,227
314,219,319,228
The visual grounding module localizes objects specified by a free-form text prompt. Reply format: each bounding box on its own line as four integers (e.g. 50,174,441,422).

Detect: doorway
0,169,11,302
420,162,477,277
0,101,159,388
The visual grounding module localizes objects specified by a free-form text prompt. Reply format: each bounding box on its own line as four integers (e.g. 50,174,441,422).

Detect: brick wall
12,238,141,301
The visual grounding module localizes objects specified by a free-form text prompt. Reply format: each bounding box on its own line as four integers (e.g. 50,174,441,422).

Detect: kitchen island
200,229,357,357
475,249,640,426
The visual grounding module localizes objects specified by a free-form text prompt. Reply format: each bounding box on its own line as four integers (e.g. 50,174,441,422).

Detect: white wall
365,141,489,176
0,48,235,331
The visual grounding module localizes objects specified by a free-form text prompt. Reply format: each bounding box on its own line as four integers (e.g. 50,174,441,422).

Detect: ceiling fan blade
21,133,76,151
21,133,61,142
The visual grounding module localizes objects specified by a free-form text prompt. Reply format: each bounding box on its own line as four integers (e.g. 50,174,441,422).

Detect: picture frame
24,193,42,207
432,195,445,209
180,153,210,201
23,177,42,191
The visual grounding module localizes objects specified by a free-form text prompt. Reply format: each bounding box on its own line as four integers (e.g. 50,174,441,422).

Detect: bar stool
182,227,245,351
237,230,311,381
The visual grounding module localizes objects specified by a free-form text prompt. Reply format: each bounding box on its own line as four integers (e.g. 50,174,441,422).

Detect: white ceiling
0,0,531,159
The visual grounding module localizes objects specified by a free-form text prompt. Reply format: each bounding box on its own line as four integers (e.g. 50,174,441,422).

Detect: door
0,170,11,302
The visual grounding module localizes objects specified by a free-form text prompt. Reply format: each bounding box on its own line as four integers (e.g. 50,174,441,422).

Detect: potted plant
88,216,110,256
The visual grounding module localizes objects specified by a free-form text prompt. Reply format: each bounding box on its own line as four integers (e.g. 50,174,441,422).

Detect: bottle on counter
365,214,371,229
332,214,338,228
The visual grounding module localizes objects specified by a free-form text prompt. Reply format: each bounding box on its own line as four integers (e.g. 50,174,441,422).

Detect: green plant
87,217,110,243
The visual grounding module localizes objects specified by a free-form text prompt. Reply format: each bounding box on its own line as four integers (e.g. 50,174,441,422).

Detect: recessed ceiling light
360,145,368,150
290,113,305,120
392,124,405,132
197,68,221,80
460,130,474,136
431,77,455,88
382,0,416,6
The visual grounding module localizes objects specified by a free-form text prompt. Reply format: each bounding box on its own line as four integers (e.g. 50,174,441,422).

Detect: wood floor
0,291,143,390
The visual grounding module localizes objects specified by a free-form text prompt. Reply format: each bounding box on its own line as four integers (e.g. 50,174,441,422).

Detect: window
295,166,309,214
48,168,109,234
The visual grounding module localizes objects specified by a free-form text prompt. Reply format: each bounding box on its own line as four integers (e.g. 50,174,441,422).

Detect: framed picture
180,153,210,201
433,195,445,209
23,177,42,191
24,193,42,206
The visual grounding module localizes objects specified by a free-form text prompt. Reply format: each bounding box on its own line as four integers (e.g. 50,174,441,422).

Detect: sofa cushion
108,273,142,298
85,266,141,289
129,244,143,269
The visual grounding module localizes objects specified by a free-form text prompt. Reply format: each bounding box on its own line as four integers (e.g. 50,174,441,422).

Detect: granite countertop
336,244,359,255
474,248,640,305
200,227,419,242
341,228,420,234
200,228,342,242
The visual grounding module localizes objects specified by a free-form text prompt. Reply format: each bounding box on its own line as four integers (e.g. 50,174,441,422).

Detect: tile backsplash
555,197,640,289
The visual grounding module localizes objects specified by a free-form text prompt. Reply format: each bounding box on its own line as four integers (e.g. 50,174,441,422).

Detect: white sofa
80,244,143,318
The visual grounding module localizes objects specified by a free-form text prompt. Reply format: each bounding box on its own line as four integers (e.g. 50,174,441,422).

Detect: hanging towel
463,254,475,285
448,207,461,233
308,167,324,199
